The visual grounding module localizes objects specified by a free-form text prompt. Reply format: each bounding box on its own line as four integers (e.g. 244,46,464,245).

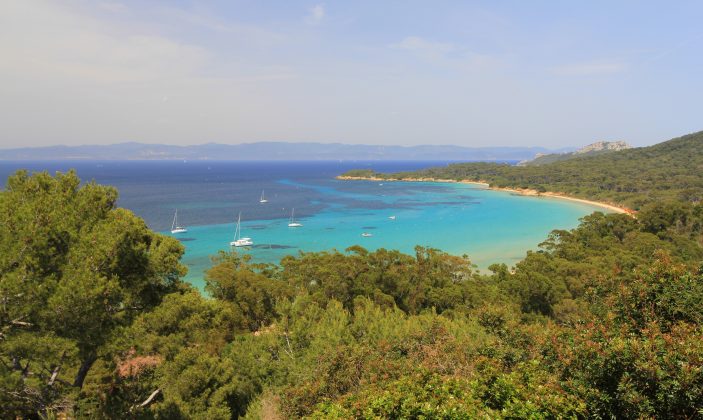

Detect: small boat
259,190,268,203
170,209,187,234
230,212,253,247
361,232,373,237
288,208,303,227
388,215,396,220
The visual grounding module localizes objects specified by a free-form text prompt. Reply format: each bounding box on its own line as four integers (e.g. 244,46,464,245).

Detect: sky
0,1,701,148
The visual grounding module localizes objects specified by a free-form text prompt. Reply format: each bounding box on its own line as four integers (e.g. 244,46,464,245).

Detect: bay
0,160,608,289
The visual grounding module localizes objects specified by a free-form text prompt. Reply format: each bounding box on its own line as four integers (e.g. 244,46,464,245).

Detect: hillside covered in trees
342,131,703,210
2,130,703,418
517,140,631,166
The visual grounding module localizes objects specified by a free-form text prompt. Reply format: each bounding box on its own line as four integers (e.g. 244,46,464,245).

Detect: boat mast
234,212,241,241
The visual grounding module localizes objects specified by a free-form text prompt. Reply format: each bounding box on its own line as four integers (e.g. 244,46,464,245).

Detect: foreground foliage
0,171,186,416
2,133,703,418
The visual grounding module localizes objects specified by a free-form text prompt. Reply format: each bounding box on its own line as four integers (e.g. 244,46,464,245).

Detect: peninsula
339,130,703,212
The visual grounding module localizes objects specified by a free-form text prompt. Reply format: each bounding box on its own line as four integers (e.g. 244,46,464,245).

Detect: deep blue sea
0,160,608,289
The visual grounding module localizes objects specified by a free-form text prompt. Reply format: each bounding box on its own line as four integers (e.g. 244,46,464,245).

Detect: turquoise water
0,160,608,291
170,180,607,289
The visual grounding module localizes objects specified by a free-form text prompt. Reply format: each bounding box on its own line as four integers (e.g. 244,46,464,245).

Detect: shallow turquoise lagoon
169,180,608,289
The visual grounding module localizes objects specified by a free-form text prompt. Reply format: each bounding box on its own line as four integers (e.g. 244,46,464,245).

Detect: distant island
0,141,573,161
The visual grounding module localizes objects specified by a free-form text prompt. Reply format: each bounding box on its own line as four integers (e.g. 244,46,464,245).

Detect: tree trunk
48,351,66,387
48,364,61,386
73,352,97,388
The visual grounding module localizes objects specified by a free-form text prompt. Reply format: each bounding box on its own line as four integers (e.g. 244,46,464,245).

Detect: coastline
336,175,634,215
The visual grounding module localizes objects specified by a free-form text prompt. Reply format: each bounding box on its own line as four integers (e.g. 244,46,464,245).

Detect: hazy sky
1,1,701,148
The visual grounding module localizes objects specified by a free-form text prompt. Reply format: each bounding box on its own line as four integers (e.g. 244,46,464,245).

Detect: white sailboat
288,208,303,227
259,190,268,203
170,209,187,234
230,212,253,247
388,215,396,220
361,232,373,237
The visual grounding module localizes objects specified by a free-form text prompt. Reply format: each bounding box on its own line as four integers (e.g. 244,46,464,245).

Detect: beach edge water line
336,175,634,215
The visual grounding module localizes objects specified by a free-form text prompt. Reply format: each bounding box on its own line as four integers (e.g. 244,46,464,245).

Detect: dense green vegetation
519,148,621,166
2,131,703,418
342,130,703,210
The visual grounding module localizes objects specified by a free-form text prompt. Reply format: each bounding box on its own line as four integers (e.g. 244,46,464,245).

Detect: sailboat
259,190,268,203
230,212,253,247
288,208,303,227
170,209,187,234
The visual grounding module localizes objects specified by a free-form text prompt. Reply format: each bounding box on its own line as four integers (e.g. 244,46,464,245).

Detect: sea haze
0,160,607,289
0,142,571,161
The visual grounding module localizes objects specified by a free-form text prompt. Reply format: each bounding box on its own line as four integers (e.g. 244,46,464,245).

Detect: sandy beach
336,175,634,215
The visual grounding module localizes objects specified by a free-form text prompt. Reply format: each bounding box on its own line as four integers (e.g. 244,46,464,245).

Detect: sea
0,160,609,289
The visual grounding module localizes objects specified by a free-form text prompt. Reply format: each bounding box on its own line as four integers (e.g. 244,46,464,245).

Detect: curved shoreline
336,175,634,215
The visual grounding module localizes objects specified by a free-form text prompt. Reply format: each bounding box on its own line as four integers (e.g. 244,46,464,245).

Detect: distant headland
0,141,573,161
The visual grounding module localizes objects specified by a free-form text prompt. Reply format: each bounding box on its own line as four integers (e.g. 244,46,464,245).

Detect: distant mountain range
518,141,632,166
0,142,574,161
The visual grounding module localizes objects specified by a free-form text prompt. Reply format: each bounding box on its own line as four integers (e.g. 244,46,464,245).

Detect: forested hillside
517,140,631,166
342,131,703,210
2,131,703,418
